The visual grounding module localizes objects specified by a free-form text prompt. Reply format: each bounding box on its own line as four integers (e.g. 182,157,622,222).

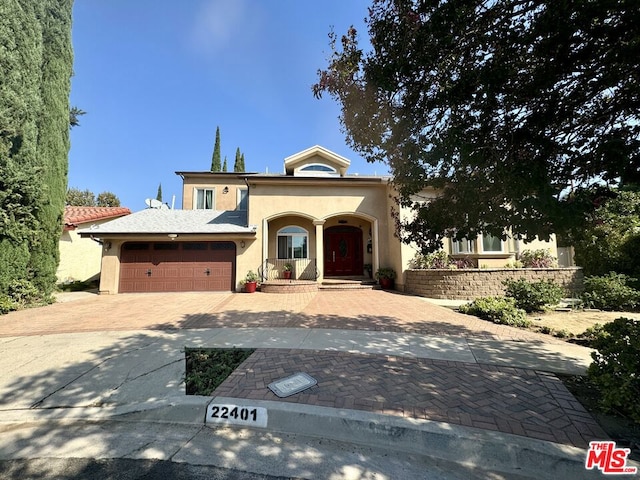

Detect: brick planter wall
405,268,583,300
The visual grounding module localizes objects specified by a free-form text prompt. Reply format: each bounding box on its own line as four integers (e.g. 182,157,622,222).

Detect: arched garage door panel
119,242,235,293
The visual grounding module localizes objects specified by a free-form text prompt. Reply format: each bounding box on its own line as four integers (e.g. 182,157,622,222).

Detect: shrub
0,295,17,315
587,317,640,422
409,251,449,269
519,249,557,268
459,296,530,327
581,273,640,311
503,278,564,312
7,279,41,306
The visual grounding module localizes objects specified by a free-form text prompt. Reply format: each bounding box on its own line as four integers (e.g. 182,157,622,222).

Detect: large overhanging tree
313,0,640,252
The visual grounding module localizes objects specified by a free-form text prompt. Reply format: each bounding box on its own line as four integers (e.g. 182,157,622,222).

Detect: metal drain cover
268,372,317,398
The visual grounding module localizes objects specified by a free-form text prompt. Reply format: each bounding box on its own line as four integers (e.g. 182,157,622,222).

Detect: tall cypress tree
156,183,162,202
210,126,221,172
30,0,74,296
233,147,241,172
239,153,246,172
0,0,73,299
222,156,228,172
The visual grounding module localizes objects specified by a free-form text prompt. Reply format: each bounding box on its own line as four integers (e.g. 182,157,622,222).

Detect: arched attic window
277,226,308,259
296,163,338,176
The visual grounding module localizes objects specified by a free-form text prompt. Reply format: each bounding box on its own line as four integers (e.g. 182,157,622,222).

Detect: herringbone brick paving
0,290,604,449
213,348,607,448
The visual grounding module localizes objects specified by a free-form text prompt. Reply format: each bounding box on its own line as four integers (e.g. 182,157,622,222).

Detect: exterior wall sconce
104,241,112,251
168,233,178,240
240,240,245,248
223,186,229,194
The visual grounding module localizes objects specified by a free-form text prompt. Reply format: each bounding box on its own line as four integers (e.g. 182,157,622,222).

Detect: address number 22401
206,404,268,428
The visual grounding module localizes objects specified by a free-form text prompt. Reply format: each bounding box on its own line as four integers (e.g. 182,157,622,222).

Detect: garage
119,241,236,293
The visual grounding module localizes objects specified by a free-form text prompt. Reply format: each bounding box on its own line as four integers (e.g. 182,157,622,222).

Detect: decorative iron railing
260,258,318,281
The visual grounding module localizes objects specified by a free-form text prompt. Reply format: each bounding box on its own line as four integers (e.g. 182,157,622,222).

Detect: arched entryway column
313,219,326,281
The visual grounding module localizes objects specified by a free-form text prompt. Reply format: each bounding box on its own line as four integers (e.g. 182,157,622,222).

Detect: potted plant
375,267,396,290
282,262,293,280
241,270,259,293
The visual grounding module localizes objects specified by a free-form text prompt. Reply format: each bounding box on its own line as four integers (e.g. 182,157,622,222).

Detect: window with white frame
237,188,248,211
277,226,308,259
451,238,475,254
194,188,215,210
481,233,504,253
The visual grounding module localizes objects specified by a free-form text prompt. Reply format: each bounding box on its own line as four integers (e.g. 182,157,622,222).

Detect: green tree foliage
66,188,121,207
96,191,120,207
587,318,640,422
69,106,85,127
313,0,640,253
222,156,228,172
156,183,162,202
0,0,73,299
233,147,246,172
570,190,640,277
211,126,221,172
66,188,95,206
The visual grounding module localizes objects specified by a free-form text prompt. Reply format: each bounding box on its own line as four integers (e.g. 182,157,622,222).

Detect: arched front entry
324,225,363,276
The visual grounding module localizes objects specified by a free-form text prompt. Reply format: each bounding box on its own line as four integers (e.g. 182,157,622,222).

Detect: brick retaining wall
405,268,583,300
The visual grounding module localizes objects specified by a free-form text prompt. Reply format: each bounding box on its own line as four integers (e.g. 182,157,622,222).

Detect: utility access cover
268,372,317,398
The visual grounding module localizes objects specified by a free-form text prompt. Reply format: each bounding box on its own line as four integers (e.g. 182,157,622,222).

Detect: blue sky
69,0,384,210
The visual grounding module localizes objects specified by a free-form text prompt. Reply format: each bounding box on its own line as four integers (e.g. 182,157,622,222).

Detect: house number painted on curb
206,404,268,428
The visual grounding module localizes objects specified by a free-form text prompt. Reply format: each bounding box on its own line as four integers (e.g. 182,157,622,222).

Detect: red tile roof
64,206,131,230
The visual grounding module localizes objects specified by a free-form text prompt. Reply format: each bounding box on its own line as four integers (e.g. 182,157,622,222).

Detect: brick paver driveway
1,289,605,448
0,290,561,343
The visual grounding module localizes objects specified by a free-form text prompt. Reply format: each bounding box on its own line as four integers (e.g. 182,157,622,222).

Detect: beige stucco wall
181,177,247,211
57,219,116,283
245,180,404,286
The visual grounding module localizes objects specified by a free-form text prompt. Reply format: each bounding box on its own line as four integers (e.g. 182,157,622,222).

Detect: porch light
168,234,178,240
223,186,229,194
240,240,245,248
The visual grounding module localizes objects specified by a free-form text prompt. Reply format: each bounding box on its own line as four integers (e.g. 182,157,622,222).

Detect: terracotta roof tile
64,206,131,230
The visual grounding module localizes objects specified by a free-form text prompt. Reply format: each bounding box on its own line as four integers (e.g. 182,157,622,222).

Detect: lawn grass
184,348,255,395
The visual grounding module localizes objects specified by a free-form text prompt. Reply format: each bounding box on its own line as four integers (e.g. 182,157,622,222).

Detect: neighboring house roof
64,206,131,231
78,209,255,237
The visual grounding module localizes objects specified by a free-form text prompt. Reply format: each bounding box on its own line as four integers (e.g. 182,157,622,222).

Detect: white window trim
451,238,475,254
237,187,248,211
277,226,309,259
480,233,505,253
193,187,215,210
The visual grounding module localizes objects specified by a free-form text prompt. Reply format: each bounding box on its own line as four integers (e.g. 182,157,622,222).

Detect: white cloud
189,0,250,55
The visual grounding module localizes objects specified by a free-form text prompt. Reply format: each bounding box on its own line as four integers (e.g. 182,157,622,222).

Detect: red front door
324,226,363,276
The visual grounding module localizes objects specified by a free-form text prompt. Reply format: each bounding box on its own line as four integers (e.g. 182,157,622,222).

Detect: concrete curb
110,396,612,480
2,395,637,479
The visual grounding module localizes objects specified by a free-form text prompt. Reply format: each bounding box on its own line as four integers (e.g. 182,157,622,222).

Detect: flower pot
379,277,394,290
244,281,257,293
283,271,292,280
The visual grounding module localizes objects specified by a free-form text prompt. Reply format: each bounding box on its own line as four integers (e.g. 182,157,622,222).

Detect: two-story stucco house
83,146,557,294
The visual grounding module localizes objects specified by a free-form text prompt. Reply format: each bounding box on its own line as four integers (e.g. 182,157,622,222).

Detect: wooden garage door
119,242,236,293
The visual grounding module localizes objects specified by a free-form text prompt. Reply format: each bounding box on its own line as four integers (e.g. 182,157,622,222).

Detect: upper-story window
194,188,215,210
237,188,248,211
277,226,308,259
296,163,338,177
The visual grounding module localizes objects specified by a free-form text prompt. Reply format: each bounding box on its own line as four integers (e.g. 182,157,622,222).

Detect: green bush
519,249,557,268
459,296,530,327
587,317,640,422
503,278,564,312
7,279,40,305
0,295,17,315
581,273,640,311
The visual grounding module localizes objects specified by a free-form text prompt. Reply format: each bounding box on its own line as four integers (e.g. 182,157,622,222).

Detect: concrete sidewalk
0,290,635,479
